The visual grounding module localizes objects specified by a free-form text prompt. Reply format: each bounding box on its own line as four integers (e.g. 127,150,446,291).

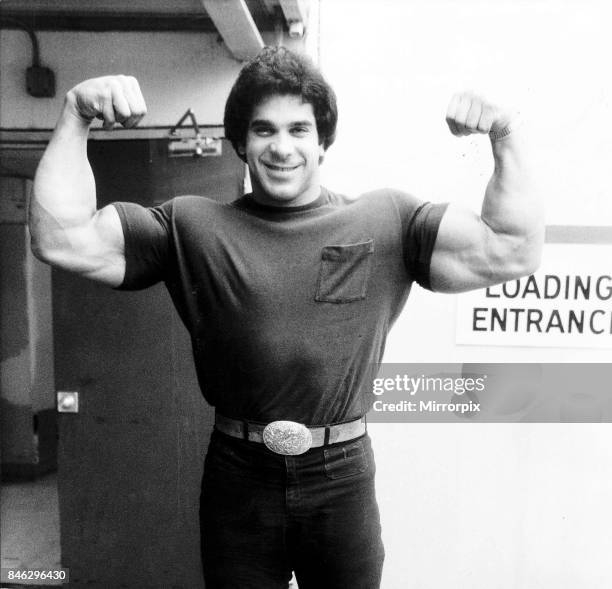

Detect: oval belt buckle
262,421,313,455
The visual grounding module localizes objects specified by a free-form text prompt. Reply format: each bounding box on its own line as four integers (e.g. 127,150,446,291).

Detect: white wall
319,1,612,587
0,30,244,129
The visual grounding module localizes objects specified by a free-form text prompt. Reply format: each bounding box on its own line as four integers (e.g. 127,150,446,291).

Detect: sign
456,243,612,348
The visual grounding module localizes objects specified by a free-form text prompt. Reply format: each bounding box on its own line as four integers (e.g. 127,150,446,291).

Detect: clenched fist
445,92,516,138
66,75,147,130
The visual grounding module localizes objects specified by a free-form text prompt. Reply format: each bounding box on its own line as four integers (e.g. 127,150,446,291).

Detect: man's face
243,94,325,207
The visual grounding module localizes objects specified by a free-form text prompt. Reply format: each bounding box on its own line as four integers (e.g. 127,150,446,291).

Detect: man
30,47,543,588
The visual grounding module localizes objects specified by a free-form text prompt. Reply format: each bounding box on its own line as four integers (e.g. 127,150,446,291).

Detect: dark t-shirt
113,187,447,425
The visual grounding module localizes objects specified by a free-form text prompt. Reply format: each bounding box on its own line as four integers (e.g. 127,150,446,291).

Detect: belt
214,413,367,456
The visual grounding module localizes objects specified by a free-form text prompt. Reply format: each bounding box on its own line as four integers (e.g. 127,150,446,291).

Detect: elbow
29,228,64,267
490,232,545,283
516,230,545,278
509,242,543,279
28,212,50,264
30,239,55,266
503,257,540,283
521,251,543,277
28,214,65,267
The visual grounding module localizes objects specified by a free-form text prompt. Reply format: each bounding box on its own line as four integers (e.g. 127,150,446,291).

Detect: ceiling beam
200,0,264,61
279,0,308,38
0,0,202,13
279,0,308,24
0,12,215,32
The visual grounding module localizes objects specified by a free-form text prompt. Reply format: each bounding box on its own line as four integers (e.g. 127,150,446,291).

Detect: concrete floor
1,471,62,586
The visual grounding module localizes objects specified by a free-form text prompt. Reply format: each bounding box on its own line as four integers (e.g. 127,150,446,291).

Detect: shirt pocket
315,239,374,303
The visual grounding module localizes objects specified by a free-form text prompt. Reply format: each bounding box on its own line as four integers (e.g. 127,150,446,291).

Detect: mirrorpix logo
368,370,485,417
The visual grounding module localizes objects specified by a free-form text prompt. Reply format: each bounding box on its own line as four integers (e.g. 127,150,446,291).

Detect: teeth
265,163,298,172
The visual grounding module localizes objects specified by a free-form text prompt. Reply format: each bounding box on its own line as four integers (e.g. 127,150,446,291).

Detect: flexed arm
429,92,544,293
30,75,147,286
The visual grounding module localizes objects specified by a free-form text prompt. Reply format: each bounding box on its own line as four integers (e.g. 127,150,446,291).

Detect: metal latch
57,391,79,413
168,108,222,157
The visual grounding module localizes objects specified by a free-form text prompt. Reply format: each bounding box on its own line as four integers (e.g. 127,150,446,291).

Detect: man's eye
253,127,273,136
291,127,309,136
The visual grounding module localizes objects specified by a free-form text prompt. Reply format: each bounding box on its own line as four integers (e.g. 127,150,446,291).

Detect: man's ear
318,143,325,165
238,144,246,156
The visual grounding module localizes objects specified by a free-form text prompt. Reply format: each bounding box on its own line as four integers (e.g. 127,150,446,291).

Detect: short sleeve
391,192,448,291
112,200,173,290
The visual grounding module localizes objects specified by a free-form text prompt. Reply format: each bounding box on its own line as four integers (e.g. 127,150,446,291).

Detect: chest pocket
315,239,374,303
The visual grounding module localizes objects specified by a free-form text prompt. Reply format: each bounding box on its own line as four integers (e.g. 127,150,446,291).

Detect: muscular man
30,47,544,588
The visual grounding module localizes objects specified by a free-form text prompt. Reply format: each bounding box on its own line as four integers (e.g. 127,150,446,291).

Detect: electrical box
26,65,56,98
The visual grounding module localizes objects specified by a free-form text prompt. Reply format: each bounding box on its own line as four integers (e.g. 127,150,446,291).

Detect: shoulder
330,187,421,207
168,194,224,211
362,188,422,214
160,195,232,222
326,187,424,220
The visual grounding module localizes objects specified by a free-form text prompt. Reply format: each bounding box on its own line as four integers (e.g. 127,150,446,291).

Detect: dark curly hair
224,46,338,161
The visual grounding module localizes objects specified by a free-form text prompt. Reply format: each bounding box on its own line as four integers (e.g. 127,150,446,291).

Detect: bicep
429,204,522,293
52,204,126,287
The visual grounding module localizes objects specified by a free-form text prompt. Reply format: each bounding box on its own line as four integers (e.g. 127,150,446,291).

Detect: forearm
481,126,545,275
431,93,545,292
30,94,96,258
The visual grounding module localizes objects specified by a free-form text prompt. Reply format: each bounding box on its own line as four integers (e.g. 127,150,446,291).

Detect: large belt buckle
262,420,313,455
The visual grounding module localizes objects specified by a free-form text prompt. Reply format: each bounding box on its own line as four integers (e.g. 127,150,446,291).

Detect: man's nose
268,133,293,159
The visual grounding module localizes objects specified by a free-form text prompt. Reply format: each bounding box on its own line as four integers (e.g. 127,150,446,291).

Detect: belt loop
323,425,331,446
242,420,249,441
363,414,368,433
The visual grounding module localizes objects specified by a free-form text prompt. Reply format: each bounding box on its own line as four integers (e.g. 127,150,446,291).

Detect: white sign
456,243,612,348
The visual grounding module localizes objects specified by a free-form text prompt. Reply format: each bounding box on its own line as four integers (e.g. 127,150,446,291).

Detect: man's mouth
263,162,300,173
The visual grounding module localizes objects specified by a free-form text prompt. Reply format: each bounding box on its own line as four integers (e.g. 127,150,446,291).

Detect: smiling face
242,94,325,207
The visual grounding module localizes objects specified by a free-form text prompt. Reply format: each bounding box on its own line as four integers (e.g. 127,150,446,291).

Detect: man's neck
250,184,322,208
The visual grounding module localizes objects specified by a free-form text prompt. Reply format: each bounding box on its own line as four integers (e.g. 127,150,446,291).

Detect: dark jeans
200,429,385,589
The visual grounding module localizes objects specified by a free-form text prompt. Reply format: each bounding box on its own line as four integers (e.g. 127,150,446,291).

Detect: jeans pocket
315,240,374,303
205,434,248,475
324,440,368,479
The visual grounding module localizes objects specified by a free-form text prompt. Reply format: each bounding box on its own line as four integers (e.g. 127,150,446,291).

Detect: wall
0,29,243,128
0,26,311,130
319,1,612,588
